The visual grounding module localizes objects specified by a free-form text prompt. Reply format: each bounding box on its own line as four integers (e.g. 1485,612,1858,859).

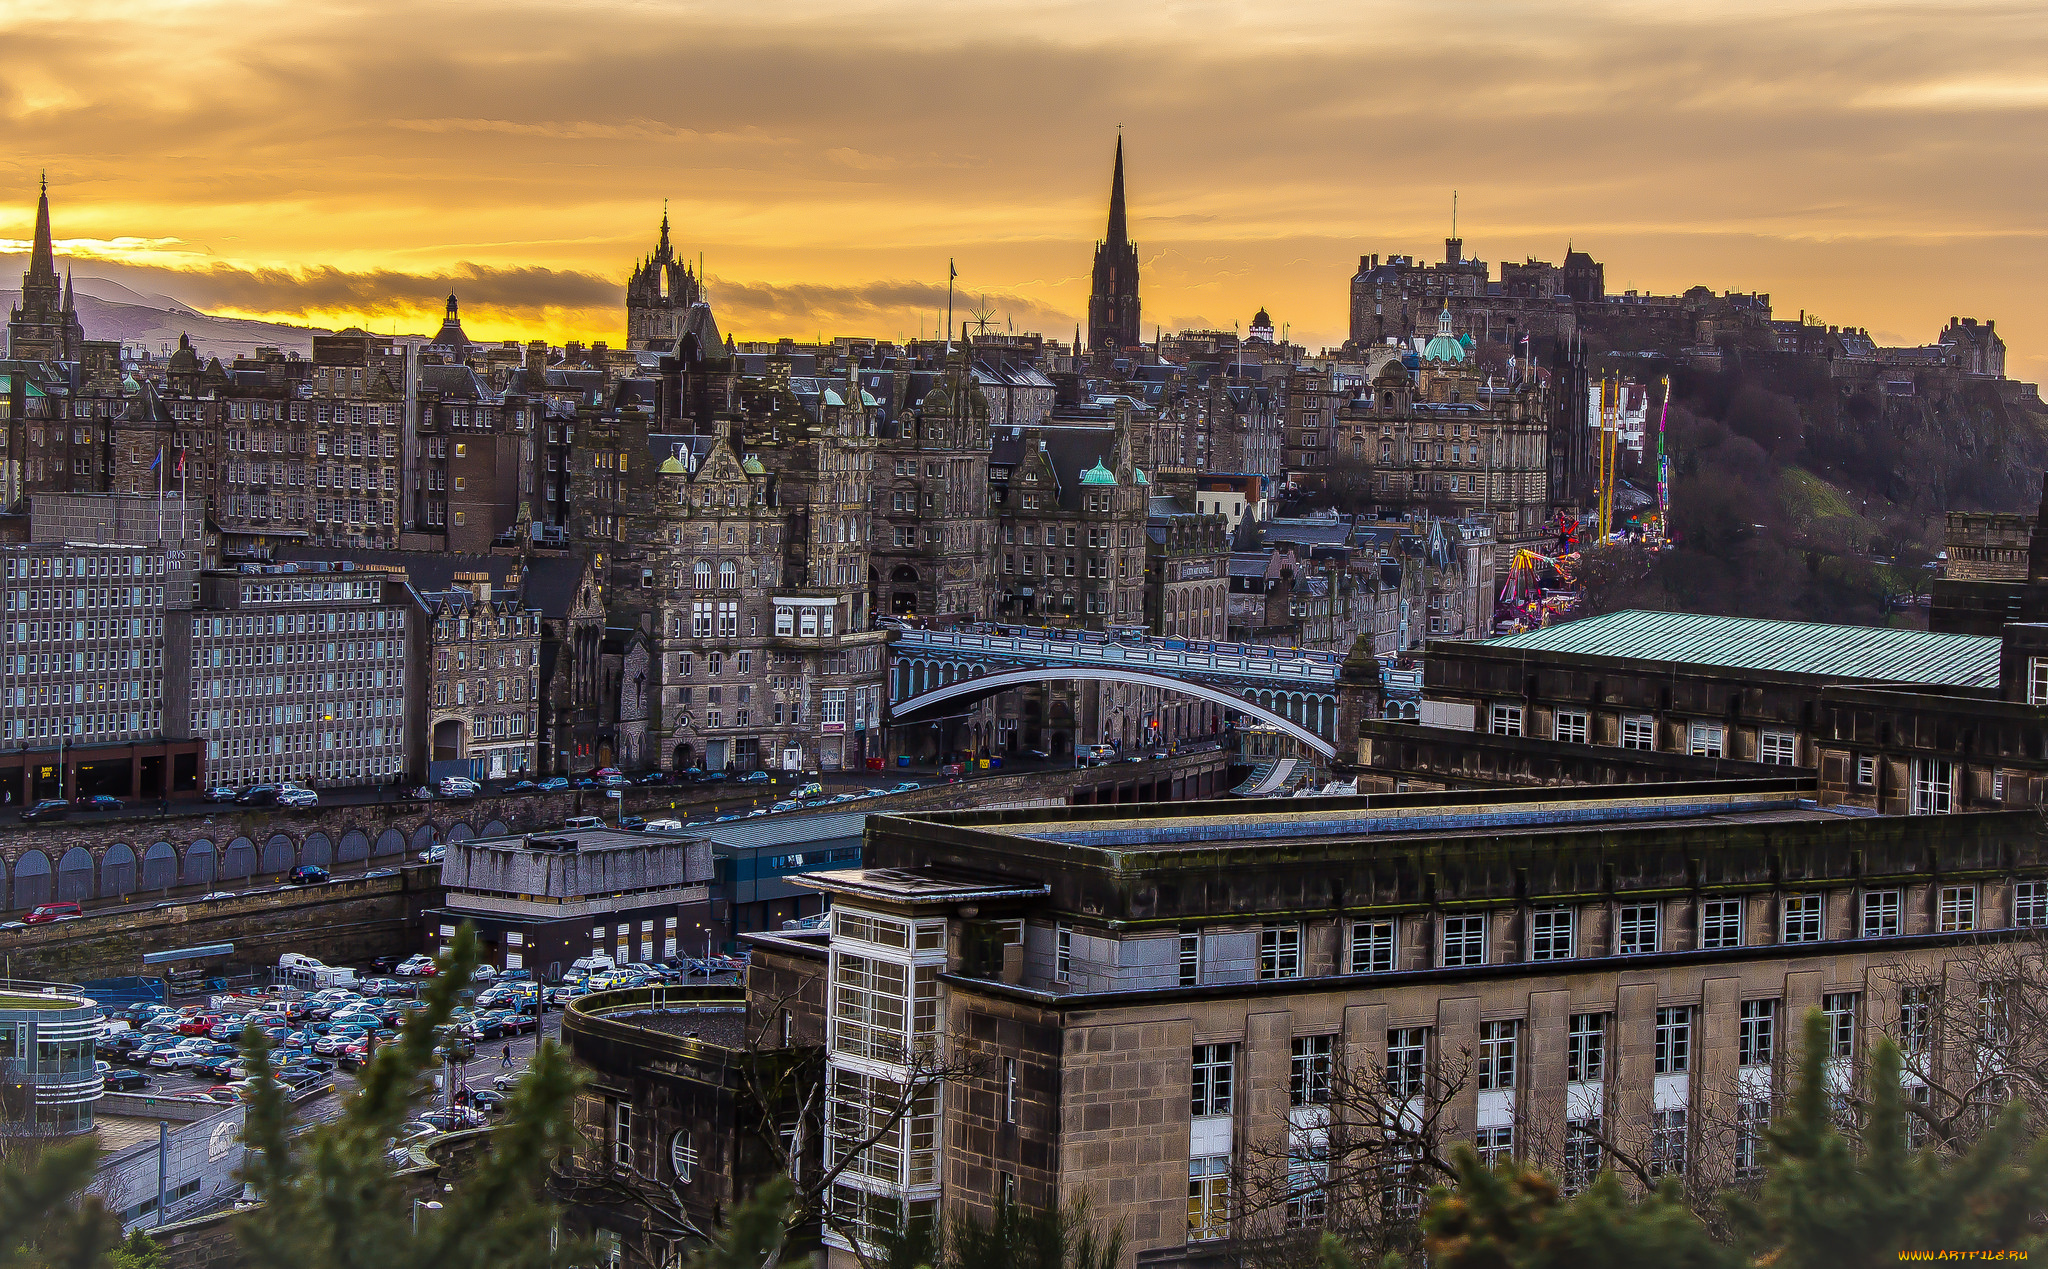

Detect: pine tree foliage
681,1175,793,1269
235,924,586,1269
932,1194,1125,1269
0,1138,121,1269
1421,1152,1740,1269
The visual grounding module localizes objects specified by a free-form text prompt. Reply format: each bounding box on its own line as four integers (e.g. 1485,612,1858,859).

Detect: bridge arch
892,666,1339,759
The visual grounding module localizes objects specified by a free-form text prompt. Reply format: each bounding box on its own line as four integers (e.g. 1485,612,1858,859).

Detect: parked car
505,780,540,794
103,1069,150,1092
197,891,237,901
23,902,83,923
636,770,671,785
395,954,438,977
19,799,69,823
791,782,825,801
700,770,730,783
738,770,771,785
203,786,239,802
468,1089,508,1113
279,788,319,808
417,844,446,864
438,778,479,800
74,794,124,811
287,864,330,886
770,800,801,813
680,767,706,782
644,818,683,830
888,781,922,794
537,777,569,792
562,815,604,830
234,784,282,806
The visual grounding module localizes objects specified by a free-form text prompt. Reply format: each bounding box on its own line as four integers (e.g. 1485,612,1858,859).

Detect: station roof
1469,609,2000,688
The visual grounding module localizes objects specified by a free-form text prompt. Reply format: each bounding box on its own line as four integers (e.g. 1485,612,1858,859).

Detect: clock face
209,1119,239,1161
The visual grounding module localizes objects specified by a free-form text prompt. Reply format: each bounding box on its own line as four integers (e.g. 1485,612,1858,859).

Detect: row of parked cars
201,782,319,808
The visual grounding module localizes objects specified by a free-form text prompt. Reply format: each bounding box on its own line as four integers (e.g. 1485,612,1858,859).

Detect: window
1940,885,1977,933
1621,714,1654,750
1290,1035,1334,1106
1179,929,1201,987
1912,758,1955,815
1489,704,1523,737
1054,924,1071,983
1563,1120,1603,1195
1260,924,1302,980
2031,656,2048,706
1442,914,1486,967
1739,1000,1776,1067
1760,730,1796,765
1654,1006,1691,1073
1192,1044,1236,1117
671,1130,697,1183
1350,919,1396,974
1862,889,1901,938
1701,898,1744,949
1004,1057,1018,1124
1857,755,1877,785
1567,1014,1605,1083
1782,894,1824,944
1475,1126,1514,1170
611,1100,633,1170
1554,710,1588,744
1649,1109,1688,1179
1477,1021,1517,1090
1823,993,1858,1059
1529,908,1575,961
1899,986,1934,1054
1386,1028,1428,1099
1188,1156,1230,1242
1735,1101,1769,1179
1618,904,1660,955
1688,723,1724,758
832,952,909,1062
2016,881,2048,928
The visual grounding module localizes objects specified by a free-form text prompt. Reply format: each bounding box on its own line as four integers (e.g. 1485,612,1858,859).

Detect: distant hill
0,275,328,361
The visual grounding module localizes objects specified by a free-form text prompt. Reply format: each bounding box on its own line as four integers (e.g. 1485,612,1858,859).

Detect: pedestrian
501,1044,513,1069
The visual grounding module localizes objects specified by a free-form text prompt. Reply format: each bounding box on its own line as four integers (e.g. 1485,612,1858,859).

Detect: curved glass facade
0,983,102,1136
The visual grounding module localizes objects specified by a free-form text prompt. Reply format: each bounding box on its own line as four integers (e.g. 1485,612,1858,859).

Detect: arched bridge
888,626,1353,759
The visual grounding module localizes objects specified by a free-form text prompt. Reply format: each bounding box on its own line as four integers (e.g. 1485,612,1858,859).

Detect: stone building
422,576,542,781
710,789,2048,1268
6,179,85,365
165,562,418,791
624,210,708,352
1088,137,1141,355
1142,501,1230,640
872,353,995,625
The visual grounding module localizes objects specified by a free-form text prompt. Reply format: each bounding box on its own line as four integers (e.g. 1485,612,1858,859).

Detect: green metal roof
1477,609,2001,688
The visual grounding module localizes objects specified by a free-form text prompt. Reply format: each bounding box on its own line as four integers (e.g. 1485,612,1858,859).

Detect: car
643,818,683,830
287,864,330,886
594,767,621,779
614,815,647,831
75,794,124,811
1151,751,1170,760
791,782,825,800
827,792,862,804
103,1069,150,1092
279,788,319,808
235,784,282,806
418,1107,487,1132
889,781,922,794
635,770,671,785
203,786,239,803
699,770,730,783
471,964,497,982
538,777,569,792
19,799,69,823
23,901,83,924
505,780,540,794
468,1089,509,1113
680,767,706,783
396,954,438,977
417,844,446,864
1027,748,1051,760
769,800,801,813
409,786,436,799
600,774,629,789
438,781,478,801
562,815,605,830
737,770,771,785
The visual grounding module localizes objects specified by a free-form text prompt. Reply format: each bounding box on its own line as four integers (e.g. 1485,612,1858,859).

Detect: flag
949,259,956,282
175,452,185,478
149,450,162,472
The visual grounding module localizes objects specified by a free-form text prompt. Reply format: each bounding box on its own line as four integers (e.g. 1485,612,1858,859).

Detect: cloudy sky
3,0,2044,379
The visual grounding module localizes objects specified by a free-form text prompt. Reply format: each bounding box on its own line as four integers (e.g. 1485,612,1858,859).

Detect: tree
936,1194,1124,1269
682,1175,794,1269
236,924,587,1269
0,1137,122,1269
1410,1010,2048,1269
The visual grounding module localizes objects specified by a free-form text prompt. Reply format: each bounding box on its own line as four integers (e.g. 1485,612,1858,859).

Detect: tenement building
726,788,2048,1268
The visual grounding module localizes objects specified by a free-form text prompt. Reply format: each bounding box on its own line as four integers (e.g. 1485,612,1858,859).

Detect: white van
563,815,605,830
568,954,616,976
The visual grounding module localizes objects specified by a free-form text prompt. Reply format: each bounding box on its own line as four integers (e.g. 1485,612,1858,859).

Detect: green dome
1080,459,1118,486
659,456,686,474
1133,468,1149,485
741,456,766,475
1457,332,1475,351
121,375,141,392
1424,334,1466,363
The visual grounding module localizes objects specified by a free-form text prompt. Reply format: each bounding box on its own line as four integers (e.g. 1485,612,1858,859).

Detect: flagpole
945,259,955,356
156,447,164,541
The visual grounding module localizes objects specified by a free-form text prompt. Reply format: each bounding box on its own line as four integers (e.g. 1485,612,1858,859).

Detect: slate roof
272,546,517,595
1476,609,2001,688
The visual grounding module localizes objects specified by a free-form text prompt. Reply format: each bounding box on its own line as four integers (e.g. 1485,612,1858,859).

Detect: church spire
1105,133,1128,247
62,268,73,313
29,172,55,283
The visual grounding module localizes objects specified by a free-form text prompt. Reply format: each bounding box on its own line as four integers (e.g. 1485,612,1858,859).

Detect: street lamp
412,1199,442,1234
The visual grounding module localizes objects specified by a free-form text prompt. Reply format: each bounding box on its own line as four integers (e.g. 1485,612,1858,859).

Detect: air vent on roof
526,835,579,852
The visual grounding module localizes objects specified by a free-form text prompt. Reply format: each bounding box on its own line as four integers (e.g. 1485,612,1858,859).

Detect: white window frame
1441,913,1487,968
1617,903,1660,955
1259,923,1302,980
1566,1013,1605,1083
1700,898,1744,949
1349,919,1396,974
1553,710,1588,745
1940,884,1977,933
1477,1020,1517,1091
1654,1006,1691,1074
1738,1000,1776,1067
2015,880,2048,929
1489,704,1522,737
1759,730,1796,765
1911,758,1955,815
1688,722,1724,758
1857,754,1876,786
1861,889,1901,938
1620,714,1654,751
1528,907,1575,961
2030,656,2048,706
1781,893,1824,944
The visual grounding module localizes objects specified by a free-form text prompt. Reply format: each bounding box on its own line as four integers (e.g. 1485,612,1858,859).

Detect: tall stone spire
1106,134,1127,248
29,171,55,284
62,268,73,313
1087,134,1141,355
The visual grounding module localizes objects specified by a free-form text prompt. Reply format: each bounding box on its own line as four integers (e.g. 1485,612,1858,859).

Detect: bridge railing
896,628,1340,685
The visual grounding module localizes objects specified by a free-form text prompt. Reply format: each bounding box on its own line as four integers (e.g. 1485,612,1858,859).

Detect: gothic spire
656,201,672,264
62,268,73,313
29,172,55,283
1105,134,1128,247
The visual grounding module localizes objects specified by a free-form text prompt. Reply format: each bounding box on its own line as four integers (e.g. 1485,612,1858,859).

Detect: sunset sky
3,0,2044,380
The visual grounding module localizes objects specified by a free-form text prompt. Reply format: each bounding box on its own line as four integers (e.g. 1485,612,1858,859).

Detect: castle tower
625,205,703,351
1087,136,1140,355
8,175,85,363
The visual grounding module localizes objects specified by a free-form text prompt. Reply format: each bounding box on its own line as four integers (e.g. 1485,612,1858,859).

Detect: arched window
693,560,712,589
718,560,737,590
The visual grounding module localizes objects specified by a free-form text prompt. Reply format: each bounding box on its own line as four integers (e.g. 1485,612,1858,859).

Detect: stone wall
1356,720,1800,791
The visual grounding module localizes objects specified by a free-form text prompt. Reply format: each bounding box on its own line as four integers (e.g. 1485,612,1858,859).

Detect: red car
22,902,82,924
176,1015,221,1036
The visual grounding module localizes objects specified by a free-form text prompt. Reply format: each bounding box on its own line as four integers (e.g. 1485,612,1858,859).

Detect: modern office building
0,980,102,1135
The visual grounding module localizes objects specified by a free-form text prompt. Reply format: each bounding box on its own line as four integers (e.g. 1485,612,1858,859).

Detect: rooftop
1465,609,2001,688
